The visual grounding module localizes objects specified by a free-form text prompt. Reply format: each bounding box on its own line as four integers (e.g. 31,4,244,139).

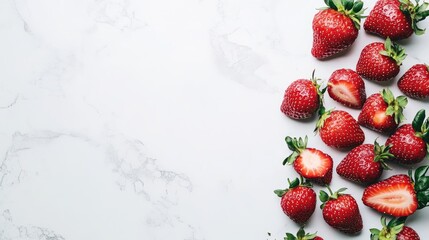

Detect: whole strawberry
281,71,325,119
327,68,366,109
385,109,429,164
283,136,333,184
285,227,324,240
370,216,420,240
362,165,429,217
364,0,429,40
336,140,393,185
398,64,429,99
358,89,408,133
274,177,316,225
356,38,407,82
315,108,365,149
312,0,365,59
320,187,363,234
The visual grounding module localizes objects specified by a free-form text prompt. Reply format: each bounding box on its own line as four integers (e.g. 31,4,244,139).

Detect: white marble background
1,0,429,239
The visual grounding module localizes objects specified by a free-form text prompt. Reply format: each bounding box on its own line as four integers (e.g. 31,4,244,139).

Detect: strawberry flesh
327,69,366,109
362,174,418,217
294,148,333,184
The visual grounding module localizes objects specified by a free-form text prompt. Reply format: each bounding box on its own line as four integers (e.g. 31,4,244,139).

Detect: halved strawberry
327,68,366,109
283,136,333,184
362,165,429,217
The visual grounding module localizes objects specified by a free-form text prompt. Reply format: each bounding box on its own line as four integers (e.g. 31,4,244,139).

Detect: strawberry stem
379,38,407,66
381,88,408,124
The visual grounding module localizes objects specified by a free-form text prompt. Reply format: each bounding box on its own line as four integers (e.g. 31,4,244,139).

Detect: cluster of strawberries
275,0,429,239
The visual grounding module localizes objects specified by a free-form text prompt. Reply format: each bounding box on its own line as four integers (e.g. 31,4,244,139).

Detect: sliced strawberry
362,175,417,217
327,69,366,109
283,136,333,184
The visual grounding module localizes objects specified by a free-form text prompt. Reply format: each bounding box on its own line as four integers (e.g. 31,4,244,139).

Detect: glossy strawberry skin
319,110,365,149
364,0,413,40
397,226,420,240
362,174,418,217
358,93,397,133
385,124,427,164
356,42,400,81
312,9,358,59
398,64,429,99
327,69,366,109
336,144,383,184
281,80,320,119
294,148,333,185
322,194,363,234
280,186,316,225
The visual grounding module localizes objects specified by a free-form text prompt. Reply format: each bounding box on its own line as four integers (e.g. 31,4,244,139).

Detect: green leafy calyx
379,38,407,66
370,216,407,240
319,186,347,209
285,227,319,240
274,177,313,197
412,109,429,144
408,165,429,209
283,136,308,165
373,140,393,170
381,88,408,124
399,0,429,35
323,0,366,29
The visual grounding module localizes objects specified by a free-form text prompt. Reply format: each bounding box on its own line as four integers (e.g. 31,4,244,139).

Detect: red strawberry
283,136,333,184
362,165,429,217
315,108,365,149
385,109,429,164
398,64,429,99
319,187,363,234
356,38,407,82
284,227,324,240
336,140,393,185
364,0,429,40
358,89,408,133
311,0,365,59
327,68,366,109
274,177,316,225
281,71,325,119
370,216,420,240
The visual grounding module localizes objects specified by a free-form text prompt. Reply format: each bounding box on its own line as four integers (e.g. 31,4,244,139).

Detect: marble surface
1,0,429,239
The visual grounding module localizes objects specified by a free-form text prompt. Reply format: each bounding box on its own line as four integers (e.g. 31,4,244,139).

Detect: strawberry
336,140,393,185
364,0,429,40
315,108,365,149
327,68,366,109
311,0,365,59
283,136,333,184
370,216,420,240
281,71,325,119
385,109,429,164
284,227,324,240
362,165,429,217
398,64,429,99
358,89,408,134
356,38,407,82
274,177,316,225
319,187,363,234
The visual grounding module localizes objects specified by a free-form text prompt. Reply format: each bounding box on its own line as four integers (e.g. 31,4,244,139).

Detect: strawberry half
358,89,408,134
283,136,333,184
311,0,365,59
281,71,325,120
274,177,316,225
370,216,420,240
327,68,366,109
362,165,429,217
385,109,429,164
315,108,365,149
356,38,407,82
398,64,429,99
364,0,429,40
320,187,363,234
336,140,393,185
285,227,324,240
